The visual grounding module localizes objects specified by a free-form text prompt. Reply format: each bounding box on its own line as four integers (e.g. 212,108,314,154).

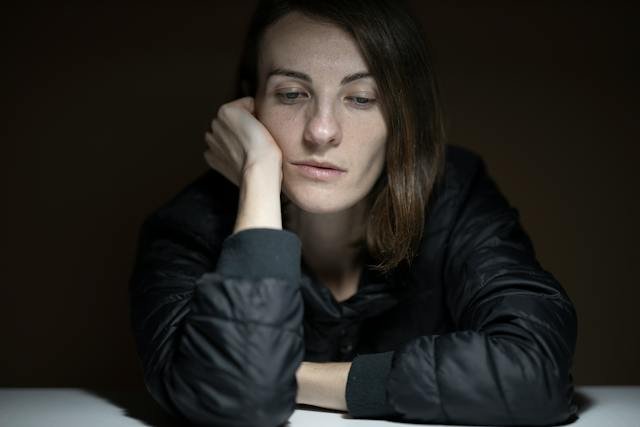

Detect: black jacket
128,144,578,427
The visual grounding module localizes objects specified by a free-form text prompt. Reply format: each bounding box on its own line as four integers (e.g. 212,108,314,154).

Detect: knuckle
216,104,226,120
217,103,233,120
211,119,223,134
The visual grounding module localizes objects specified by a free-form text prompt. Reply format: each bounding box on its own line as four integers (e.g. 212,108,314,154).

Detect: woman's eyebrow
267,67,372,86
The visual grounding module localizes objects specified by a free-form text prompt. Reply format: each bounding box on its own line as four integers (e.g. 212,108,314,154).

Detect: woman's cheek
254,105,277,133
261,114,283,139
265,112,300,147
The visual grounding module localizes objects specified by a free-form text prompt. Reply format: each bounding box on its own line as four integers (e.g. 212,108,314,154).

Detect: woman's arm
130,95,303,427
295,361,352,411
232,154,283,233
344,154,578,426
129,164,303,427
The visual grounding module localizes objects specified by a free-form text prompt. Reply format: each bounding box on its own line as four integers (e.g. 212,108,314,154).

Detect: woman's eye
348,96,375,108
276,91,308,103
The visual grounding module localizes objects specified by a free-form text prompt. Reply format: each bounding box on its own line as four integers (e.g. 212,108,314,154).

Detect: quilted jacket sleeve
128,199,304,427
345,155,578,426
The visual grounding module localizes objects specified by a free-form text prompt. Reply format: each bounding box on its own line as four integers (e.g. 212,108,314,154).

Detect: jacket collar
299,249,414,326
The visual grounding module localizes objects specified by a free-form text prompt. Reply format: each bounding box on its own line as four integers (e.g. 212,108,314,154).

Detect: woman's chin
288,198,344,214
283,187,351,215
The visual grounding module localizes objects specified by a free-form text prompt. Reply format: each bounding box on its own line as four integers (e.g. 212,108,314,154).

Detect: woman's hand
204,96,282,187
205,97,284,233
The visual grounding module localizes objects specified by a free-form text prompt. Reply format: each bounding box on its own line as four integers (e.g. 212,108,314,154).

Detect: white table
1,386,638,426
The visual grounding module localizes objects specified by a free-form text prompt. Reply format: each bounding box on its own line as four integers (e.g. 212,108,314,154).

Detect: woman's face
255,11,387,214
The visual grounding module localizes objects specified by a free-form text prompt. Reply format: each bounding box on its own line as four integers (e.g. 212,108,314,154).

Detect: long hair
234,0,446,275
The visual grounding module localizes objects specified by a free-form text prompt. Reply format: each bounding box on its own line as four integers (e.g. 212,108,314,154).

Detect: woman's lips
294,163,346,180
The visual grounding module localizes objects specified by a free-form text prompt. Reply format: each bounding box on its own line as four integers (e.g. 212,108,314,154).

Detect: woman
129,0,579,426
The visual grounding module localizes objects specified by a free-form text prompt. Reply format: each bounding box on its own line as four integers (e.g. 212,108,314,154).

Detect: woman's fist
204,96,282,187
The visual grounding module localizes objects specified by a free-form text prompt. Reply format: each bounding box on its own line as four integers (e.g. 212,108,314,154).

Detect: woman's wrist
296,361,351,412
233,159,283,234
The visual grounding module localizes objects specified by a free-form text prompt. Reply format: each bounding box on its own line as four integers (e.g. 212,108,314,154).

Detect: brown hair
235,0,446,276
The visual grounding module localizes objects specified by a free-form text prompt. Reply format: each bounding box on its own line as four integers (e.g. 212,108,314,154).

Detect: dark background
3,1,638,392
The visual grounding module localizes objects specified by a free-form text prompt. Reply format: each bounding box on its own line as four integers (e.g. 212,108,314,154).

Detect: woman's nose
303,102,341,147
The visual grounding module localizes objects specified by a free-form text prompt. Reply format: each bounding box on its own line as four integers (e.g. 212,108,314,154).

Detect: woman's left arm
295,361,352,411
344,154,579,426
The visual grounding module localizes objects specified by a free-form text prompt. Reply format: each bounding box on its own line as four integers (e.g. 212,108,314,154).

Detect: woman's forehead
259,13,368,80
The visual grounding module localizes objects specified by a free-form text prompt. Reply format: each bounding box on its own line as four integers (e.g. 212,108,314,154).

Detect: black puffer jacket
128,144,578,427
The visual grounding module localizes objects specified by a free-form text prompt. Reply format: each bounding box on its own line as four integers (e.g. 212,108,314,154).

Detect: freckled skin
254,11,388,215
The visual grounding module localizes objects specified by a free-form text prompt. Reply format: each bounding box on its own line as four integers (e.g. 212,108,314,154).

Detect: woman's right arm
128,187,303,426
129,98,303,427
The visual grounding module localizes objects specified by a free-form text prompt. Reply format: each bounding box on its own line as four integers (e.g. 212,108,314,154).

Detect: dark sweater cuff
215,228,301,284
346,351,396,418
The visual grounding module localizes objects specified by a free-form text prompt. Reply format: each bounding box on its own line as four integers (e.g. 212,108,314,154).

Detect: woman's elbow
145,365,297,427
509,371,578,426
